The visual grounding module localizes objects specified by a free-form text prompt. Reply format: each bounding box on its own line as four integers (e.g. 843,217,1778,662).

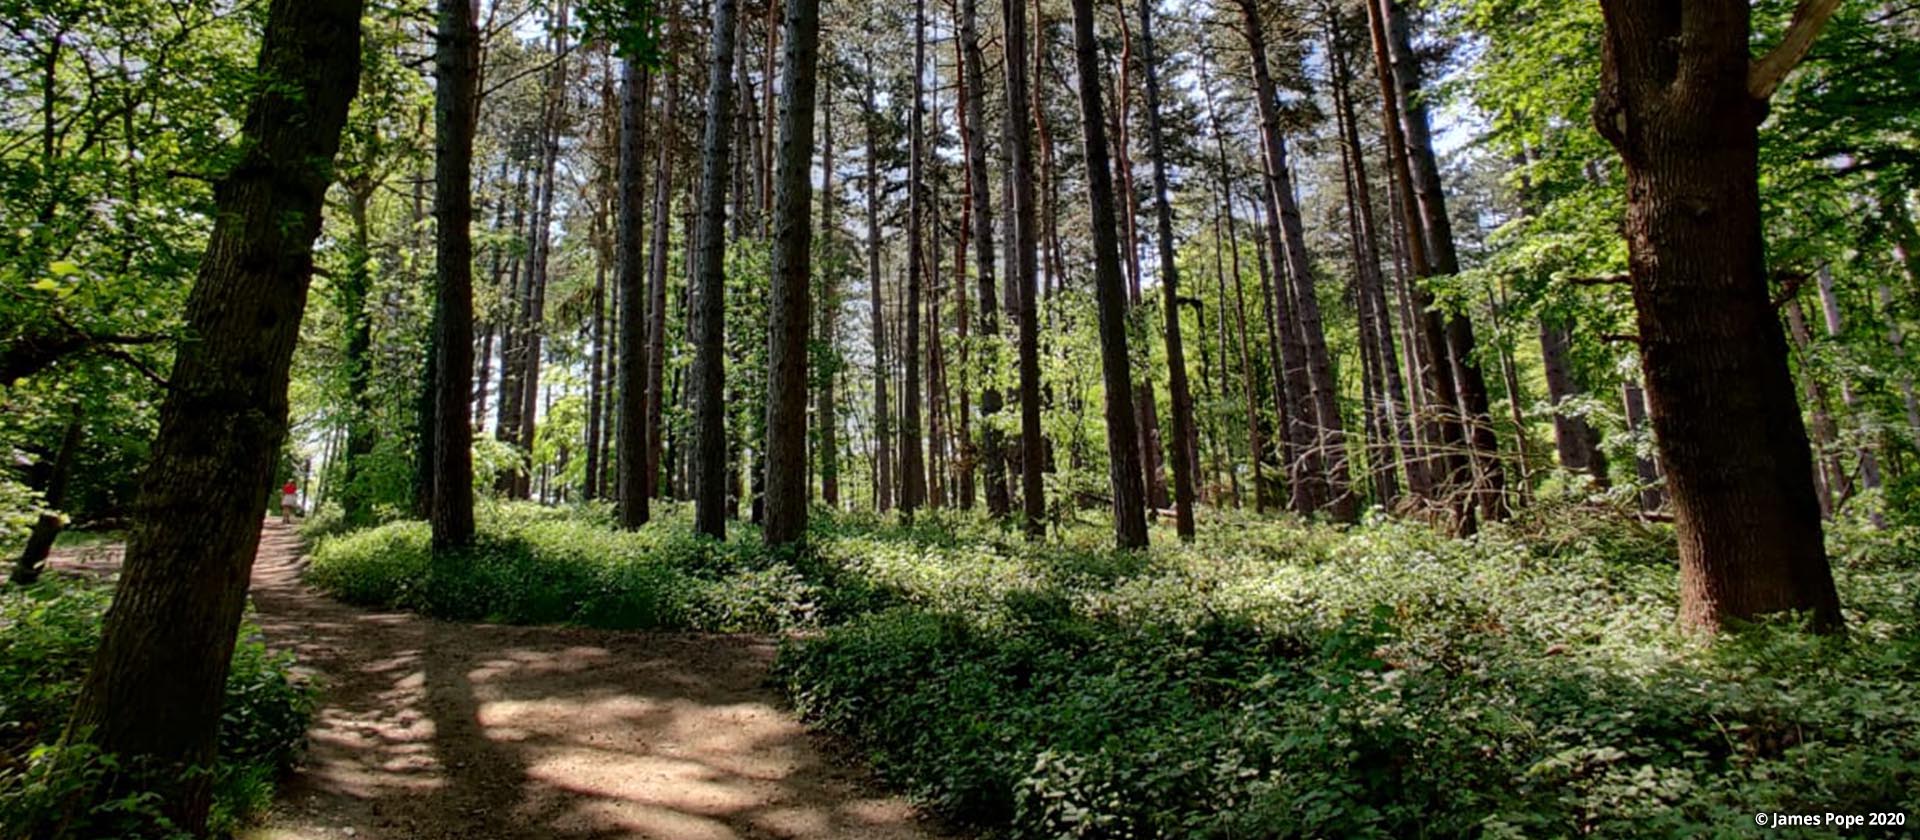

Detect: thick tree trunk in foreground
1594,0,1841,631
1068,0,1148,549
60,0,362,830
617,58,652,529
430,0,478,549
1137,0,1196,540
763,0,822,547
690,0,740,539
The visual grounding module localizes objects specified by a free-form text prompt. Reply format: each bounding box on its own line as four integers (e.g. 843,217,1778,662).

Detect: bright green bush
776,508,1920,838
0,576,315,839
307,502,820,632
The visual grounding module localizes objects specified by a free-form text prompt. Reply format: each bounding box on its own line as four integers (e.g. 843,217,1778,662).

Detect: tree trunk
1067,0,1149,549
1006,0,1046,537
11,408,82,586
1377,0,1505,522
1538,320,1610,486
60,0,362,830
864,54,892,513
1136,0,1195,539
960,0,1007,518
1594,0,1841,631
1814,266,1884,524
690,0,741,539
616,58,652,528
899,0,929,516
762,0,822,546
645,37,678,502
337,182,379,524
817,80,841,509
430,0,478,547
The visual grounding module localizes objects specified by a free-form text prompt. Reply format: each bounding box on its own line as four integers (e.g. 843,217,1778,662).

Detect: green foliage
776,507,1920,838
307,502,822,632
0,576,315,839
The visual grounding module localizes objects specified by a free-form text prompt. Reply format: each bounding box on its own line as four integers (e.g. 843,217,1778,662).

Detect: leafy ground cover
0,575,314,839
305,500,1920,838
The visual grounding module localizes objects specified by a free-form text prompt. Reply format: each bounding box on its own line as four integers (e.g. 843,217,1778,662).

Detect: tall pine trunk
864,54,893,513
1067,0,1149,549
1136,0,1196,539
690,0,741,539
617,58,652,528
763,0,822,546
1005,0,1047,537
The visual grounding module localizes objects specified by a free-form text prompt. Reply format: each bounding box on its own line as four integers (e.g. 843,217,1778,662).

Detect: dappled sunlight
236,521,950,839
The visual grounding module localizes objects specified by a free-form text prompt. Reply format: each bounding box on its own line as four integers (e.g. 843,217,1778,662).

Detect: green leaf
48,260,81,276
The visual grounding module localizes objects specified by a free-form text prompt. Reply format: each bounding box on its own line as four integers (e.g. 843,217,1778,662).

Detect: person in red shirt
280,479,298,523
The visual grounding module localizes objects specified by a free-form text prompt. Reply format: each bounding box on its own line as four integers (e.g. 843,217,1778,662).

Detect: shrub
0,576,314,839
307,502,820,632
775,510,1920,838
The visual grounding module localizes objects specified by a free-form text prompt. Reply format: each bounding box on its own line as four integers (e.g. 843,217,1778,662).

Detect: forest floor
55,521,953,840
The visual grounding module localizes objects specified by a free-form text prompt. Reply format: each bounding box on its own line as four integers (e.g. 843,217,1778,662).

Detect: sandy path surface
101,520,953,840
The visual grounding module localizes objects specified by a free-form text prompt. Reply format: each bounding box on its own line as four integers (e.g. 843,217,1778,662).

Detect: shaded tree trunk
1137,0,1195,539
1538,321,1609,486
900,0,929,515
645,37,679,501
864,54,893,513
762,0,822,546
1006,0,1046,537
960,0,1008,518
690,0,741,538
616,58,652,528
1594,0,1841,631
11,408,82,586
817,81,841,509
1067,0,1148,548
60,0,362,830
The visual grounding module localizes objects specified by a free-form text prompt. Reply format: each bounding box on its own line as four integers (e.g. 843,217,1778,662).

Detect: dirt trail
185,520,954,840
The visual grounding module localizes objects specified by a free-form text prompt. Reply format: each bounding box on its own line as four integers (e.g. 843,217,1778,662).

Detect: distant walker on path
280,479,298,524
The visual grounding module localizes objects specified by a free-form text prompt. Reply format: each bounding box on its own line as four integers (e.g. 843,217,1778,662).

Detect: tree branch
1749,0,1843,101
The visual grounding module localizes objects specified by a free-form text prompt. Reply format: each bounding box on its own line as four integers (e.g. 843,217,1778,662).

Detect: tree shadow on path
238,521,953,840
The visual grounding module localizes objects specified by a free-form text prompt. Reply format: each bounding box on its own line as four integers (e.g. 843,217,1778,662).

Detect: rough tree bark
617,57,652,528
690,0,740,539
864,53,893,513
1594,0,1842,631
1067,0,1149,549
1005,0,1047,537
899,0,929,516
430,0,478,549
762,0,822,546
1137,0,1196,540
59,0,362,830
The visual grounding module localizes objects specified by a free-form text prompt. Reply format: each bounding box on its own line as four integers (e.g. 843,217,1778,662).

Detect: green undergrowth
0,575,314,839
303,498,1920,837
308,501,823,632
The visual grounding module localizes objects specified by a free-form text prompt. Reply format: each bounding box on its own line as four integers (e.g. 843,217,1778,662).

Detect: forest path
228,519,949,840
